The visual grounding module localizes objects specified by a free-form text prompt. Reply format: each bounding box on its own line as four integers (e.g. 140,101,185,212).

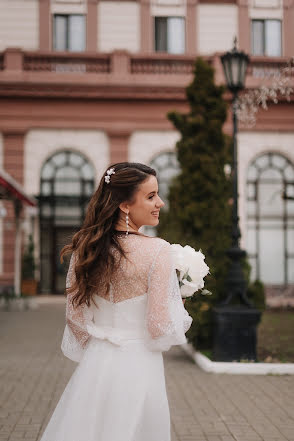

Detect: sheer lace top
92,233,157,304
61,233,193,362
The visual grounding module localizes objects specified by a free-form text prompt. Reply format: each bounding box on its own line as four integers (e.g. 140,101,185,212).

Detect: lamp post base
212,305,261,362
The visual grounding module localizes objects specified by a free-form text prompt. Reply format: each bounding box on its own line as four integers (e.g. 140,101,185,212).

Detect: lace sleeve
144,241,193,352
61,252,93,363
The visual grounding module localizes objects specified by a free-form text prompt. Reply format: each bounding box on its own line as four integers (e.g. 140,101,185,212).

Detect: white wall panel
98,1,140,52
51,0,87,14
129,130,180,165
0,0,39,51
249,8,283,19
197,4,238,54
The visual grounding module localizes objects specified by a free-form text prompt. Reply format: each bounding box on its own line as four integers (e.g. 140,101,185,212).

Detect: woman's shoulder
134,234,171,251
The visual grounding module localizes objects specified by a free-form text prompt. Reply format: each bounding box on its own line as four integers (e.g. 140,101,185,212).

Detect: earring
125,211,129,236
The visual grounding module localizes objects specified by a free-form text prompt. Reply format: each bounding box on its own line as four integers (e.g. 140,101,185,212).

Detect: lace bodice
61,234,193,362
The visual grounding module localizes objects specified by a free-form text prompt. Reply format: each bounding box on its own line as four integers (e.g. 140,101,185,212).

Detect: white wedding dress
39,234,193,441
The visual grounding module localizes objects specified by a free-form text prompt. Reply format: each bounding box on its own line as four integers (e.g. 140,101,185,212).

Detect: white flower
170,243,210,298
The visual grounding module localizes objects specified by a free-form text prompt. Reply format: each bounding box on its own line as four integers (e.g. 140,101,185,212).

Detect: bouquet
170,244,211,298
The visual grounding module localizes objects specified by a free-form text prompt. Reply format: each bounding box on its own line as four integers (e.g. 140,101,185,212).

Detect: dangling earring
125,211,129,236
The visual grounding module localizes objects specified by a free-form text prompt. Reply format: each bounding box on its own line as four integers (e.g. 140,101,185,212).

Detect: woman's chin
151,217,159,225
142,217,160,227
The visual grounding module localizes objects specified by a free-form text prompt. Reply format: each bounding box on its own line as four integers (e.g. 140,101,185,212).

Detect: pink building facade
0,0,293,295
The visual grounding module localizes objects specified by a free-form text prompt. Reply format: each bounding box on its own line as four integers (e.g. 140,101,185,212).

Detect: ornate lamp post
212,39,262,362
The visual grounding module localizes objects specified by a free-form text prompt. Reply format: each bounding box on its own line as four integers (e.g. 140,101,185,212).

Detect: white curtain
251,20,264,55
167,17,185,54
69,15,86,52
54,15,67,51
54,15,86,51
265,20,282,56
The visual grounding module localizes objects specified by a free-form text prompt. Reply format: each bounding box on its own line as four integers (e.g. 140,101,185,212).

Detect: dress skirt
39,336,171,441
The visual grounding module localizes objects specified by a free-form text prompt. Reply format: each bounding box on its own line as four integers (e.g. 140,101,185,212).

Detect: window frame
251,18,282,57
52,13,86,52
154,16,186,54
246,152,294,285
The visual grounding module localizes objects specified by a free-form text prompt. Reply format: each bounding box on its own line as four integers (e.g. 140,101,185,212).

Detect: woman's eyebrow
147,190,158,196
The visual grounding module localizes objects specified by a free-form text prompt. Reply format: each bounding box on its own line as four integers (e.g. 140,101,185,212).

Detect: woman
40,161,193,441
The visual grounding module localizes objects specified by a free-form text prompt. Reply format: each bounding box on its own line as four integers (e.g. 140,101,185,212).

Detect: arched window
246,152,294,285
143,152,180,237
150,151,180,211
39,151,95,293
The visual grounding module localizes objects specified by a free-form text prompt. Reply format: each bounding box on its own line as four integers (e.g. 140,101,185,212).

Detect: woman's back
88,234,168,339
95,233,165,303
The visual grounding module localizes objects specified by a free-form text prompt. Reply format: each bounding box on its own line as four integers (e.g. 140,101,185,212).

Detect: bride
39,161,193,441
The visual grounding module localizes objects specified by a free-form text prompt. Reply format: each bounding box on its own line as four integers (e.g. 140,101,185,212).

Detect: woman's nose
157,197,165,207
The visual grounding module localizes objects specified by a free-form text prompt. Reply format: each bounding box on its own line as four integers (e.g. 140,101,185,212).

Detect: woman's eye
149,195,154,199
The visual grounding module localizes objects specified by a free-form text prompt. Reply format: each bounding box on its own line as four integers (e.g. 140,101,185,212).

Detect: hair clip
104,167,115,184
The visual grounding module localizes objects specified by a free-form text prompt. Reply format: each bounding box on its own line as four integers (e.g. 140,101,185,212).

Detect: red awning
0,168,37,207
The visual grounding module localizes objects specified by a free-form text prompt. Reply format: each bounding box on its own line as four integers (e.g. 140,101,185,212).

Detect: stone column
87,0,98,51
283,0,294,57
39,0,51,50
140,0,152,52
186,0,198,54
108,130,131,164
238,0,250,53
2,130,25,291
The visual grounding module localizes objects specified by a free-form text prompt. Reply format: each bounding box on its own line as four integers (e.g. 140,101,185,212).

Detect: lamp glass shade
221,48,249,93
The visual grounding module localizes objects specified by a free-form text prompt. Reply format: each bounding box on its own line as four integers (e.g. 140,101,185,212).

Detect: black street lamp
212,39,262,362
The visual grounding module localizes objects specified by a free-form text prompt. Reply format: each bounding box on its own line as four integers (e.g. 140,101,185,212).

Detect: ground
0,298,293,441
257,309,294,363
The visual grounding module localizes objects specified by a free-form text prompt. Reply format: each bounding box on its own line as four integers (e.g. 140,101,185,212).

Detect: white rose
170,243,210,298
170,244,189,278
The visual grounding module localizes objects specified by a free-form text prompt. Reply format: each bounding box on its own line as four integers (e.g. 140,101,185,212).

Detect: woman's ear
119,202,129,214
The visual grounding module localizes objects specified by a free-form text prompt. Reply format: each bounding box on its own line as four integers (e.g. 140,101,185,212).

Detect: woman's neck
115,217,139,233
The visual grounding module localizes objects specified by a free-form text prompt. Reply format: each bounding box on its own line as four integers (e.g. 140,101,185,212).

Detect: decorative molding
199,0,237,3
1,128,27,136
0,83,187,100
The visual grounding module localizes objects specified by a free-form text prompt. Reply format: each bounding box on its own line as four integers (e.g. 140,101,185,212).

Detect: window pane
54,15,67,51
41,181,52,196
248,256,257,282
265,20,281,56
81,163,94,179
167,17,185,54
259,226,284,284
246,226,257,254
251,20,264,55
69,15,86,52
288,258,294,284
258,180,283,217
155,17,167,52
42,163,55,179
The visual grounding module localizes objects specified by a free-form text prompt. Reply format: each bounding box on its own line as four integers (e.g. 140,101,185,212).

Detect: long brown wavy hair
60,162,157,308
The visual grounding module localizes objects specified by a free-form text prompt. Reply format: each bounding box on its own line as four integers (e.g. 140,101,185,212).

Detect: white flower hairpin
104,167,115,184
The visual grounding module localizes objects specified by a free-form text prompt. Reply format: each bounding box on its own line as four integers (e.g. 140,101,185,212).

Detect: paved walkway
0,300,293,441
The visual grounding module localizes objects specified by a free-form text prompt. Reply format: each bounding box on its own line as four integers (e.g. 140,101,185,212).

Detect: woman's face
124,175,165,229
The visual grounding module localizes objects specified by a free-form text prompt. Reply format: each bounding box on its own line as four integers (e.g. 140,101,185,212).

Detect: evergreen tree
158,57,233,349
